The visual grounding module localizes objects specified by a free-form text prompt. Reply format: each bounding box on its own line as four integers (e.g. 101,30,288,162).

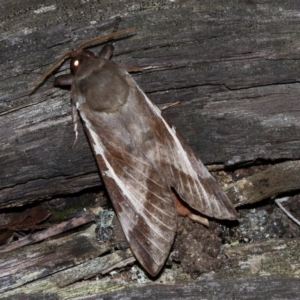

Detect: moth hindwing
46,24,238,277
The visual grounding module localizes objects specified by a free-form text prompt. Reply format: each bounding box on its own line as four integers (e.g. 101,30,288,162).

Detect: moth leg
188,214,210,227
70,103,79,149
172,192,210,227
54,74,73,87
124,63,172,73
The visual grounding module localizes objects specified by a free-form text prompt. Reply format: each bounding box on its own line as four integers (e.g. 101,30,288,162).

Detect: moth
27,19,238,276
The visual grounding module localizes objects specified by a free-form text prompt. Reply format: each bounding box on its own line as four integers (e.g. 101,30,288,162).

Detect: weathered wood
226,160,300,206
1,0,300,207
0,211,95,253
0,225,107,293
0,195,298,298
76,276,300,300
4,277,300,300
1,223,299,299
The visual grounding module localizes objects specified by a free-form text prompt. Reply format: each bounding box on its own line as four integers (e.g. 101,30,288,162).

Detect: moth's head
70,50,96,75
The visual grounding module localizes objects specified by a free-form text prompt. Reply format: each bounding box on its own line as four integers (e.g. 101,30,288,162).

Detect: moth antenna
26,50,73,94
75,27,136,50
26,26,135,95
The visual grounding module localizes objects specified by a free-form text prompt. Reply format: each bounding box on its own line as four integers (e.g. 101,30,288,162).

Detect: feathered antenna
26,26,136,95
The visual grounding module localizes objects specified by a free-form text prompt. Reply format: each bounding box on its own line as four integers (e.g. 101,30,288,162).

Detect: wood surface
0,0,300,298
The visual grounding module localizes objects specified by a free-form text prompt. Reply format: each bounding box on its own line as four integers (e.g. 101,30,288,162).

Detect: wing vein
117,166,174,231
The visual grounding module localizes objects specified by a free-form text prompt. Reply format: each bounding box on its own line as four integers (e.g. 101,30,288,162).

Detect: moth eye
70,58,80,75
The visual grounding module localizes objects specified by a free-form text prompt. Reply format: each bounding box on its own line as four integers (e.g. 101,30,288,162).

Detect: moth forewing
104,74,238,221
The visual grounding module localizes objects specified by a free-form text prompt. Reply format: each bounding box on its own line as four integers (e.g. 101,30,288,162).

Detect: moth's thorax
72,58,130,113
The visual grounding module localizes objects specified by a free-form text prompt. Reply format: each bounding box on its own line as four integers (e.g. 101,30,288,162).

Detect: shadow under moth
25,19,238,277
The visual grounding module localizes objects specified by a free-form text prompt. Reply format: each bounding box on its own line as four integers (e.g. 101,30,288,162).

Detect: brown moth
28,19,238,276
